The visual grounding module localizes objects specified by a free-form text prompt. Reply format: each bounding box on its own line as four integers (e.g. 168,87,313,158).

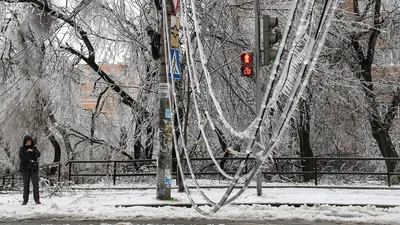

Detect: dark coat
19,135,41,172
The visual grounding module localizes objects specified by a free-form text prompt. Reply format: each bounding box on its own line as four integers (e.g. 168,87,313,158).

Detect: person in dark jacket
19,135,41,205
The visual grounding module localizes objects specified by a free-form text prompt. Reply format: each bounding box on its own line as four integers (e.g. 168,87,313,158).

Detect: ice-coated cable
166,0,259,208
222,0,338,206
213,32,316,214
187,0,303,141
165,0,337,215
164,0,257,213
188,0,256,139
242,0,303,146
263,0,309,107
164,2,252,213
242,0,314,157
161,0,220,208
183,0,304,188
276,1,315,98
179,0,309,211
214,0,338,206
179,0,240,180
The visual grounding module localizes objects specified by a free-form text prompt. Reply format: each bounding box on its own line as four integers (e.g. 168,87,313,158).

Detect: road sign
170,0,180,15
170,16,179,48
168,48,180,79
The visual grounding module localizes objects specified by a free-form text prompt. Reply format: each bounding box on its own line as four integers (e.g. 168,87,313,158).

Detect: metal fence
66,157,400,186
2,157,400,190
1,162,62,190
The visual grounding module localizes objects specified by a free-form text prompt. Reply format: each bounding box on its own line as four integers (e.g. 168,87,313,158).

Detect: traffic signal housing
263,15,279,66
240,52,253,76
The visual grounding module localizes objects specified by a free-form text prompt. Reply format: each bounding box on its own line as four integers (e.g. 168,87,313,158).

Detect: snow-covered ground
1,180,400,224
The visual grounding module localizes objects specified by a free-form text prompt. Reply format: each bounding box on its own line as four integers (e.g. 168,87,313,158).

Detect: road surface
0,220,370,225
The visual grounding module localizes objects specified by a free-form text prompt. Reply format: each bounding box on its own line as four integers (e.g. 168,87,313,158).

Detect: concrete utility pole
255,0,263,197
156,0,173,200
156,0,180,200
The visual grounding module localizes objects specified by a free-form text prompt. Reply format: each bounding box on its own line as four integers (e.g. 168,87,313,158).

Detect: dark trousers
22,170,40,202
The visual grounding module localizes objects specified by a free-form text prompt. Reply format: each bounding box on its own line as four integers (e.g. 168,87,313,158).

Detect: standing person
19,135,41,205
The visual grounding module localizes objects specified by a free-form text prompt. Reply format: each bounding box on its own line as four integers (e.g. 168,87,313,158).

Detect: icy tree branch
2,0,143,111
383,87,400,130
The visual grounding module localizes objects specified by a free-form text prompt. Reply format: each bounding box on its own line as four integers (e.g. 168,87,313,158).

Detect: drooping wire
163,0,339,215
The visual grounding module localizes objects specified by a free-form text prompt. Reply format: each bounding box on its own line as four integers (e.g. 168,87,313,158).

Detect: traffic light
240,52,253,76
263,15,279,66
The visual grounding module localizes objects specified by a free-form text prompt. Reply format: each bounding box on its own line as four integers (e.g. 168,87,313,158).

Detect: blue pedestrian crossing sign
168,48,181,79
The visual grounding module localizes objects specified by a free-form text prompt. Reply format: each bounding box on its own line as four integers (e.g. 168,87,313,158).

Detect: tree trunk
351,0,400,174
216,127,229,170
371,126,399,171
145,125,154,159
134,118,142,160
48,134,61,175
43,122,61,176
359,61,400,172
45,106,73,161
298,99,315,182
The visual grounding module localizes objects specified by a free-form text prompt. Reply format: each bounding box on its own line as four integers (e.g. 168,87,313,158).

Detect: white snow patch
0,184,400,224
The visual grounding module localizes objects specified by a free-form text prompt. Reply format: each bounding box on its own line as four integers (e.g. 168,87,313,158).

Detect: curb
115,202,400,208
71,185,400,191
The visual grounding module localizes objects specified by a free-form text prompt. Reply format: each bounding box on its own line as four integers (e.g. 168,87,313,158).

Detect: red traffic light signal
240,52,253,64
240,52,253,76
241,65,252,76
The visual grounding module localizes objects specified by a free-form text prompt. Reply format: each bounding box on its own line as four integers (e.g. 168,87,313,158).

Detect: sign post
156,0,180,200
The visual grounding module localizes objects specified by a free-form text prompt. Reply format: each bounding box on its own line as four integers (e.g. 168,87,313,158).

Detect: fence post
46,166,49,180
314,158,318,186
58,163,61,183
11,174,14,188
113,161,117,186
68,162,72,182
387,159,391,187
2,176,5,187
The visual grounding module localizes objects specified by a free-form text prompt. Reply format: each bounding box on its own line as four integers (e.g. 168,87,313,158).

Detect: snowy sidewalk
111,187,400,208
1,186,400,224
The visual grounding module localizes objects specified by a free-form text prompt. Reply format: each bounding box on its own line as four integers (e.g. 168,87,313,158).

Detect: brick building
78,63,139,117
341,0,400,117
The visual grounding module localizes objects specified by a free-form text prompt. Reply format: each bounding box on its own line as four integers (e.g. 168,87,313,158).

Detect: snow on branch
1,0,144,112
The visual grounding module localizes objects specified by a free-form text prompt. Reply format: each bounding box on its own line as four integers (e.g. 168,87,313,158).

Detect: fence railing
66,157,400,187
1,162,62,189
2,157,400,190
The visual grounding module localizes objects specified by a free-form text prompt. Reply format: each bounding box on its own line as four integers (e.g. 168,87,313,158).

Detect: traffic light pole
255,0,262,196
156,1,173,200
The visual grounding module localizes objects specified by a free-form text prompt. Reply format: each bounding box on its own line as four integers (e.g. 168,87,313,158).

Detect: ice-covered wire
161,0,220,210
163,0,259,210
178,0,240,180
210,2,324,211
165,0,338,215
218,0,336,210
164,0,257,214
220,0,339,207
173,0,297,214
173,0,304,212
188,0,256,139
243,0,314,156
271,1,315,99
